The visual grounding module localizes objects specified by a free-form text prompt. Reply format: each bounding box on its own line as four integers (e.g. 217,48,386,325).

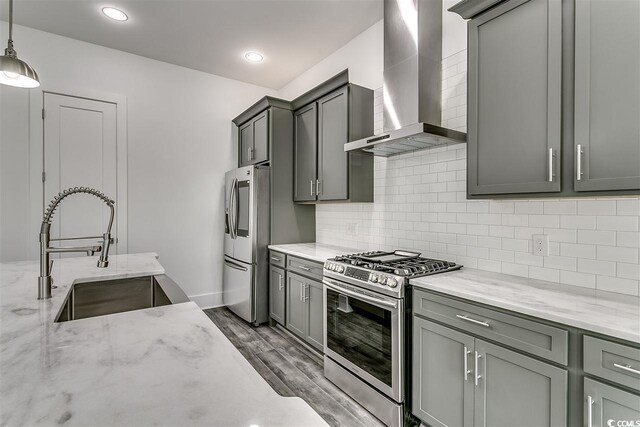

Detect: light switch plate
533,235,549,256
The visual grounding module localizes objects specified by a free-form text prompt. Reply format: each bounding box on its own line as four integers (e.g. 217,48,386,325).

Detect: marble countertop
268,242,362,263
410,269,640,344
0,253,326,426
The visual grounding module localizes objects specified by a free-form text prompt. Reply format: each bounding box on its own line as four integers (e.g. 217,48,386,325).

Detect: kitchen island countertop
0,253,327,426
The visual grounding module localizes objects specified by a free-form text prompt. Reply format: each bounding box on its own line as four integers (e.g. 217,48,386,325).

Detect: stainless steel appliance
323,250,461,427
223,165,270,325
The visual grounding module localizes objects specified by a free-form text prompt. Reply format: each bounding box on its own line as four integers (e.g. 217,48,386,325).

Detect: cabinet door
293,104,318,202
574,0,640,192
286,273,307,338
239,121,253,167
269,266,285,325
306,279,324,352
467,0,562,195
474,339,567,427
317,86,349,201
412,317,474,427
584,378,640,427
252,110,269,164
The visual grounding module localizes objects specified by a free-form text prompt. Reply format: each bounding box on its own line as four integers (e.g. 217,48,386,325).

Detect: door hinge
42,109,45,120
42,171,46,182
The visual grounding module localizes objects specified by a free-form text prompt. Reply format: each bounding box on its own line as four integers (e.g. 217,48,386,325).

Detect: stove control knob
337,265,345,273
379,276,387,285
387,278,398,288
370,274,378,283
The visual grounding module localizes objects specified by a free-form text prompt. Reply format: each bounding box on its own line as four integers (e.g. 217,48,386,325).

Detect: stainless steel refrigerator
223,164,270,325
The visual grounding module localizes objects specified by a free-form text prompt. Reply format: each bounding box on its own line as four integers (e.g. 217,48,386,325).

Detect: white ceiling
1,0,382,89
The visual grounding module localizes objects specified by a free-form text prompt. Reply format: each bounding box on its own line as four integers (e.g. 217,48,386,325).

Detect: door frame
28,85,128,259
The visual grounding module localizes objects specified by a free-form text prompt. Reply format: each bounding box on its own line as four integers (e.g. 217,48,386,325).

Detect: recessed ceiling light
244,52,264,63
102,7,128,21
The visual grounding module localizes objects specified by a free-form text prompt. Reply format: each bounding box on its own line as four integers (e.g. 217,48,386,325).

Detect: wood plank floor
203,307,386,427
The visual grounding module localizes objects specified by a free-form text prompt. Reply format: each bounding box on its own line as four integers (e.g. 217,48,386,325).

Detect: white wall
281,8,640,296
0,23,275,307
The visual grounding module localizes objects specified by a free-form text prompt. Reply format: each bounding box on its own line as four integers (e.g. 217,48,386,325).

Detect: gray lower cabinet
574,0,640,192
285,271,323,352
238,110,269,167
584,378,640,427
413,317,474,427
467,0,562,195
269,265,285,325
412,316,567,427
474,339,567,427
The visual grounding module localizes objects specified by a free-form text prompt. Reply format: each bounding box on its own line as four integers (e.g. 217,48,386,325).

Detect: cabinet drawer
584,336,640,390
413,289,568,365
269,250,286,268
287,255,323,281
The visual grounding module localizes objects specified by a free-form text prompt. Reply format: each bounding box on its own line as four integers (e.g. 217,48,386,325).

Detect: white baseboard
189,291,224,309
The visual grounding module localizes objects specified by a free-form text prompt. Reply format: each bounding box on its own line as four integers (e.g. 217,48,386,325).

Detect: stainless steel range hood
345,0,466,157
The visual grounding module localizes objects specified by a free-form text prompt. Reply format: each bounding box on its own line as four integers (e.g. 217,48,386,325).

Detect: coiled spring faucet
38,187,115,300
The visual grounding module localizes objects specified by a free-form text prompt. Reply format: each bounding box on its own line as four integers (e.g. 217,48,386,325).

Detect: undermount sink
55,274,190,322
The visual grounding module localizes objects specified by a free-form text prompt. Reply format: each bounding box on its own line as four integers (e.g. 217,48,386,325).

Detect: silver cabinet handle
299,283,303,302
316,179,321,195
474,351,482,386
310,180,315,196
298,265,311,271
303,284,309,302
613,363,640,376
278,275,284,291
248,147,253,161
271,256,281,262
456,314,490,328
548,148,555,182
587,395,594,427
576,144,583,181
464,346,472,381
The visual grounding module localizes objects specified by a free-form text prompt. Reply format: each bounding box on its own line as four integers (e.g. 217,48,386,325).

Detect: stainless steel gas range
322,250,461,427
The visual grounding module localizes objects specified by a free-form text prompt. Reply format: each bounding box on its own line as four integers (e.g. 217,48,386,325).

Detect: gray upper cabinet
318,86,349,201
574,0,640,192
293,79,374,203
467,0,562,195
474,339,567,427
294,104,318,202
238,110,269,167
412,317,474,427
269,265,285,326
584,378,640,427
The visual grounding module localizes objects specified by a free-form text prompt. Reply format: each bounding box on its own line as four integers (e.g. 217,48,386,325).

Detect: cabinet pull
576,144,583,181
587,395,594,427
271,256,281,262
298,265,311,271
463,346,472,381
303,284,309,302
474,352,482,386
279,275,284,291
299,284,303,302
316,179,321,195
248,147,253,161
548,148,555,182
613,363,640,376
456,314,490,328
310,180,315,196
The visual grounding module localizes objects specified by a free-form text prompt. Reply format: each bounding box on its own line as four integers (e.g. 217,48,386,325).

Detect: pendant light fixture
0,0,39,88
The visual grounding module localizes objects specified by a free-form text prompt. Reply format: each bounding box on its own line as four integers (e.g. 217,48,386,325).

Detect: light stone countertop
0,253,327,426
268,242,362,263
410,268,640,344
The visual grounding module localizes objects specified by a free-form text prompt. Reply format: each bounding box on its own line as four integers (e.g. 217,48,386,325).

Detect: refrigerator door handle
224,258,248,272
232,178,239,238
229,178,238,239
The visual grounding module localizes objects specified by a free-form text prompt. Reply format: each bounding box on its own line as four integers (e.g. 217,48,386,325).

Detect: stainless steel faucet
38,187,115,300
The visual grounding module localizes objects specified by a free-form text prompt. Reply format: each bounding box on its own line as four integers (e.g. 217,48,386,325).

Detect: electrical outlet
345,222,358,237
532,235,549,256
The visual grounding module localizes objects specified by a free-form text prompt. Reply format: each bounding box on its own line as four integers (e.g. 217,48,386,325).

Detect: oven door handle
323,280,398,309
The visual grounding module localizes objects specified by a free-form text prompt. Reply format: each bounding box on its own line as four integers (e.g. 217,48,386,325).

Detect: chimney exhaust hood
344,0,466,157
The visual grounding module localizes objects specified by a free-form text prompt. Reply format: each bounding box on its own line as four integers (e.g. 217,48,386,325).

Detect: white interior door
43,93,118,255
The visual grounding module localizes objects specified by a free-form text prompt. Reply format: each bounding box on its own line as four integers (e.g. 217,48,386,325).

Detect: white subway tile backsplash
316,50,640,296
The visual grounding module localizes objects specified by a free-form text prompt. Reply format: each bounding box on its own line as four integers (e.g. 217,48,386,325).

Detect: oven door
323,277,404,402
